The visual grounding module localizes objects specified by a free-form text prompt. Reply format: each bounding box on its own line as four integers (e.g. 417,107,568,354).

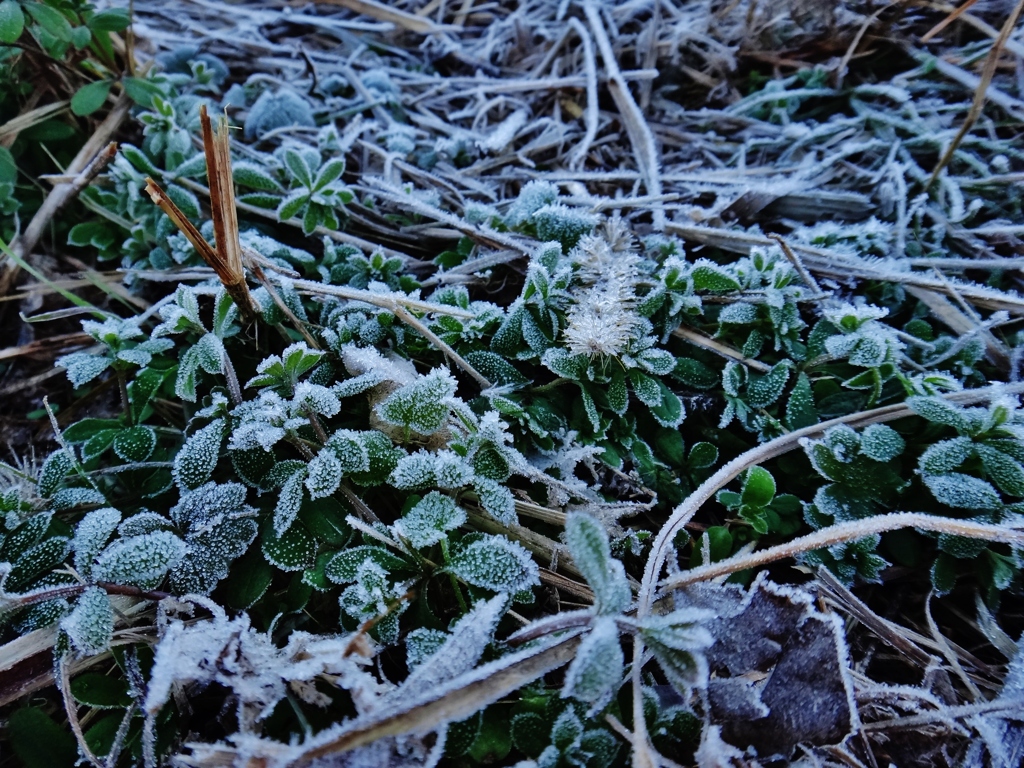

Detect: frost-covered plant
8,24,1024,767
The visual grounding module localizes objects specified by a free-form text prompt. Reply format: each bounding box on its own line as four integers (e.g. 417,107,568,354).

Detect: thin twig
391,305,492,390
768,233,822,294
672,325,772,372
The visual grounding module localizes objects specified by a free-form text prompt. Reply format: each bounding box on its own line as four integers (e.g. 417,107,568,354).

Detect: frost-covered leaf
73,507,121,579
38,450,74,498
908,397,970,432
274,469,307,536
394,492,466,549
325,545,411,583
243,89,316,141
691,261,741,292
171,481,254,534
639,608,713,696
169,517,258,595
233,161,283,192
375,368,457,436
262,520,316,571
305,450,342,499
389,449,473,490
405,628,447,670
561,615,622,705
924,473,1002,510
174,419,226,490
61,587,113,657
859,424,905,462
397,593,506,699
92,531,186,589
324,429,371,474
919,437,974,475
447,536,539,594
565,512,630,615
473,476,516,526
57,350,111,388
977,444,1024,497
112,425,156,462
293,381,340,418
746,363,790,409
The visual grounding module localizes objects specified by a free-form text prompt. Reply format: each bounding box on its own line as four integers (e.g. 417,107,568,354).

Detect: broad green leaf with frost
92,531,186,589
394,492,465,549
61,587,113,657
447,536,539,595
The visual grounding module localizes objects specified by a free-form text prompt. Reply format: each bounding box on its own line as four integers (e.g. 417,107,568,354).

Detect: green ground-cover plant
2,0,1024,766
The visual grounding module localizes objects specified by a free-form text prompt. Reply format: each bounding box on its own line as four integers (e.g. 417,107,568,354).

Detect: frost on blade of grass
395,594,506,700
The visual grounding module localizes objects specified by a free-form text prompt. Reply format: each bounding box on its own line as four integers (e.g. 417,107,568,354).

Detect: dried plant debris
2,0,1024,765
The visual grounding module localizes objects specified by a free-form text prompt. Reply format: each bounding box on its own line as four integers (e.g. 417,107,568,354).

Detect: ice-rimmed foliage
7,14,1024,765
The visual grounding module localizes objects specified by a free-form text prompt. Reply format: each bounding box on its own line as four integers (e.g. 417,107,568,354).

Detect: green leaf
283,148,313,188
313,157,345,191
262,520,316,571
297,497,352,546
65,417,120,446
561,615,623,703
83,713,124,758
25,2,72,41
746,363,790,408
122,76,163,108
741,466,775,507
0,0,25,44
220,547,274,609
87,8,131,31
234,162,283,192
691,262,741,292
8,707,78,768
69,24,90,48
325,545,411,583
71,673,132,708
113,425,156,462
38,450,73,497
688,442,718,470
785,372,818,430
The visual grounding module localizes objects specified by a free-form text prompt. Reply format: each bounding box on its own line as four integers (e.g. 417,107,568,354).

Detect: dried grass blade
287,633,583,765
921,0,982,42
144,178,220,267
199,105,258,323
928,0,1024,186
314,0,454,34
582,0,665,230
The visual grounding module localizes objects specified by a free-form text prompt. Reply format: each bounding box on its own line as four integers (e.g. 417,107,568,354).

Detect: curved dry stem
567,18,599,169
637,380,1024,620
659,513,1024,591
